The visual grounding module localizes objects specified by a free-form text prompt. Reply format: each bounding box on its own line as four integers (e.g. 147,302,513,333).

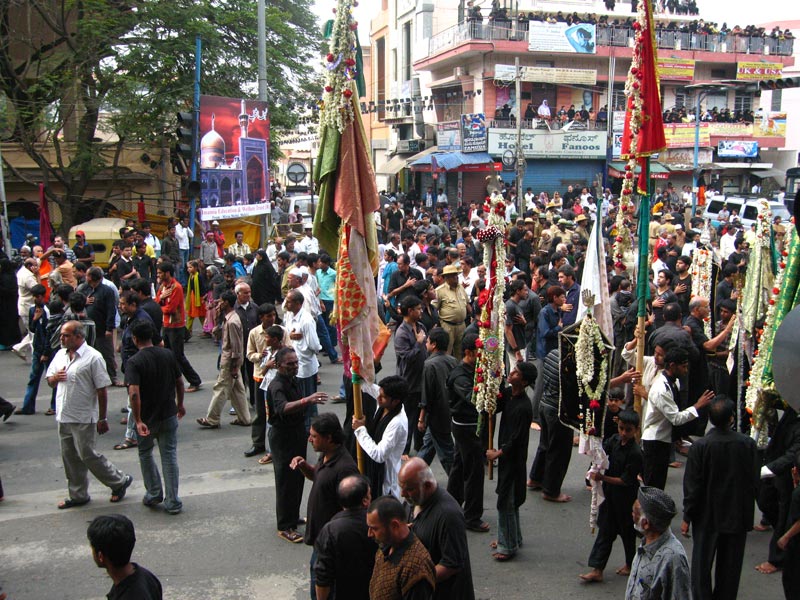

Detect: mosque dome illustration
200,114,225,168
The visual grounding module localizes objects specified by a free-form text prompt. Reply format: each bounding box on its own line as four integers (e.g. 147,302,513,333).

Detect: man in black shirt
446,333,489,532
291,413,358,600
127,320,184,515
268,347,328,543
418,327,458,474
314,474,377,600
87,514,163,600
78,267,120,385
131,279,163,330
399,457,476,600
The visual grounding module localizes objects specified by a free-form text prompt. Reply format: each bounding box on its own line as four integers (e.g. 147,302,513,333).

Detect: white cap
211,220,220,225
289,267,305,277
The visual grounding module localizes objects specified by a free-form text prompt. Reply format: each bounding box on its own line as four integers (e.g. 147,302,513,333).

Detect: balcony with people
426,8,794,60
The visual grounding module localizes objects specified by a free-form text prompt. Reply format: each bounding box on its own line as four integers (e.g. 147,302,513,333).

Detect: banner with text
460,113,488,153
436,121,462,152
663,122,710,148
495,63,597,85
736,61,784,80
657,57,695,81
198,95,271,222
718,140,759,158
528,22,597,54
488,129,606,159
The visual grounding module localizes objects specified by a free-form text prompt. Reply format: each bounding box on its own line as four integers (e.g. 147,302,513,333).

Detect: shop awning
375,154,409,176
405,145,438,164
607,161,671,179
410,151,497,172
751,168,785,180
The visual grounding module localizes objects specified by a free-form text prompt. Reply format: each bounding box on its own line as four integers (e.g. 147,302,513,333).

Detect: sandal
466,521,490,533
230,419,251,426
45,408,56,416
110,474,133,503
58,497,90,509
113,439,138,450
258,453,273,465
492,552,514,562
277,529,304,544
196,418,220,429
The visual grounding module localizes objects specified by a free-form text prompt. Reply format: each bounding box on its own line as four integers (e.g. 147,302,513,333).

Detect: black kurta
496,390,533,509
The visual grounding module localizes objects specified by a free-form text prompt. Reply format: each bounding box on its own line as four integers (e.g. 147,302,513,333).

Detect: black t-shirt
140,298,163,331
505,298,527,351
304,445,359,546
124,347,181,426
411,487,475,600
107,563,162,600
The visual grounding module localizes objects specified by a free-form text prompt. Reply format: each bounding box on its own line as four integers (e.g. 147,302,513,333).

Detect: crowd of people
1,176,799,599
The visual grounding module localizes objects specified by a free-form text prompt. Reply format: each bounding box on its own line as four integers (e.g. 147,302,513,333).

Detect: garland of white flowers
472,195,508,416
574,313,609,433
321,0,359,133
746,220,794,447
690,247,713,337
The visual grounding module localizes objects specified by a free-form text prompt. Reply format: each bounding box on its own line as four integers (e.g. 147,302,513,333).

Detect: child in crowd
579,409,643,583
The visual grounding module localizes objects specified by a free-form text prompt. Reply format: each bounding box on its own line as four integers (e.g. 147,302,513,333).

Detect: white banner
528,22,596,54
495,63,596,85
489,129,606,159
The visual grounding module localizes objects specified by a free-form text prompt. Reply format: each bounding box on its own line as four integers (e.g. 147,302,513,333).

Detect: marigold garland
575,314,609,408
690,247,713,337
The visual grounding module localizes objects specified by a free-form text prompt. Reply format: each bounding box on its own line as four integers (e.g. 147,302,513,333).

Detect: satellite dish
772,305,800,411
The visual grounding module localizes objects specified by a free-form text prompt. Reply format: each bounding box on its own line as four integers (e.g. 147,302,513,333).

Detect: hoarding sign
198,95,271,222
460,113,488,153
489,129,606,159
528,22,597,54
436,121,461,152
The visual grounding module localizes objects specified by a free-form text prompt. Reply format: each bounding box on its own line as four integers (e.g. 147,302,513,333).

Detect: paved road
0,335,784,599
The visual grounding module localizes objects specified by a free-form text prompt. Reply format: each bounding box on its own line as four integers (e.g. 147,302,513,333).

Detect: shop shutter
500,159,605,197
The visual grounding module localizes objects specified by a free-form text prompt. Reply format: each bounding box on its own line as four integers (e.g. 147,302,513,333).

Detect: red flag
620,0,666,160
137,198,146,224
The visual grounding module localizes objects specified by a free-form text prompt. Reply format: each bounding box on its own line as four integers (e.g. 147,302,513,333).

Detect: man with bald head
399,457,475,600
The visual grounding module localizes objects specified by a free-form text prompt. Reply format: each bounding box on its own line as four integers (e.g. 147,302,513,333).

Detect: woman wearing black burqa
0,258,21,350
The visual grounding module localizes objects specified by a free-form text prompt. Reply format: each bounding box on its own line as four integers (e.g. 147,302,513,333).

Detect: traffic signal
172,111,195,176
758,77,798,90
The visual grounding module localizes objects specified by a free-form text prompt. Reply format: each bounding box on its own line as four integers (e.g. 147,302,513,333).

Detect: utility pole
258,0,271,244
515,57,525,216
0,144,11,256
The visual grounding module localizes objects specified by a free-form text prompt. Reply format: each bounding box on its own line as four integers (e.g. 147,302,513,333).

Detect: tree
0,0,321,235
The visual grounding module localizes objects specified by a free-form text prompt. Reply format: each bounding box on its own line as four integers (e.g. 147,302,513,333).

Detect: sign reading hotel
528,22,597,54
198,95,271,222
736,61,783,80
657,57,695,81
488,129,606,159
663,122,710,148
436,121,461,152
460,113,488,153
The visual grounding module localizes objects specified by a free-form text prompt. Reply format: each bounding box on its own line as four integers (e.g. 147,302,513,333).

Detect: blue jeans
321,300,338,356
418,428,455,475
316,314,338,362
137,415,182,513
178,248,190,285
21,350,46,413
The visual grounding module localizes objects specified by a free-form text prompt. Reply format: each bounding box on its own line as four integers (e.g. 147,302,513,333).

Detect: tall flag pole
314,0,390,474
618,0,666,418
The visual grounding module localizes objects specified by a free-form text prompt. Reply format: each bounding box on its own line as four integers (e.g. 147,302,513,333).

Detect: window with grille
734,92,753,113
771,89,783,112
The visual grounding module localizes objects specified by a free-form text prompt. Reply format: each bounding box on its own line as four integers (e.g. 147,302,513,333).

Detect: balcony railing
424,21,794,59
490,118,607,131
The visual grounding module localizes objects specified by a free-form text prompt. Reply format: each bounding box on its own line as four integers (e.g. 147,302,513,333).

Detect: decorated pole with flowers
472,194,508,480
313,0,390,474
618,0,666,418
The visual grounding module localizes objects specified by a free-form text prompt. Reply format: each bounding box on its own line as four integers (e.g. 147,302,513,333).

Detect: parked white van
702,195,791,229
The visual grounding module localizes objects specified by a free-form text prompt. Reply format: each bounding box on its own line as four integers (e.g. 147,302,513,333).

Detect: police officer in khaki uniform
434,264,471,360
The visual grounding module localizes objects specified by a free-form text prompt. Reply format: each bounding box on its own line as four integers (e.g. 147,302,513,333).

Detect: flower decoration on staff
320,0,360,133
472,195,508,418
690,245,713,337
746,220,795,447
574,293,609,436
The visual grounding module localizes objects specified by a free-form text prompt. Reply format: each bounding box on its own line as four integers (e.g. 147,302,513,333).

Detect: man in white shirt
282,290,321,431
174,216,194,280
719,224,739,261
46,320,133,509
351,376,408,499
141,221,161,258
524,188,535,211
295,225,320,255
436,187,448,205
641,345,713,490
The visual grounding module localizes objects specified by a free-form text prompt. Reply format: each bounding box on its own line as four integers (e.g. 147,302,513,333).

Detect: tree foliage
0,0,322,233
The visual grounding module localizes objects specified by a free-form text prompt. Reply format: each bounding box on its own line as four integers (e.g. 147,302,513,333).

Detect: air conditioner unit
454,66,467,77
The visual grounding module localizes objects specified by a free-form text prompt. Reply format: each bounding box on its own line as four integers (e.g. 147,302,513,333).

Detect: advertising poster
528,22,597,54
736,61,783,80
718,140,759,158
754,112,787,138
198,95,271,222
461,113,488,153
436,121,462,152
663,122,710,148
657,57,695,81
